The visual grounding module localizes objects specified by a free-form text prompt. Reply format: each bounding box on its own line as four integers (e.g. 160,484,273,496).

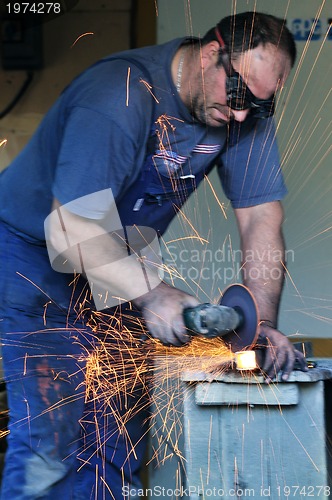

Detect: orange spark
165,235,209,245
71,32,94,48
140,79,159,103
281,260,306,304
175,209,208,244
204,174,228,219
126,67,130,106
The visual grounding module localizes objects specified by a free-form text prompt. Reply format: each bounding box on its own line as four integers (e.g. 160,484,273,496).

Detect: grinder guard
219,284,259,352
184,284,259,353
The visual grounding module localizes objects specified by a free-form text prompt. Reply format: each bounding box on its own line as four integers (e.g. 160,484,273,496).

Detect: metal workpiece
149,360,332,500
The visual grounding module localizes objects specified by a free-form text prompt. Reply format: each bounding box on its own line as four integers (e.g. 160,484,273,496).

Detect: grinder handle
183,303,242,339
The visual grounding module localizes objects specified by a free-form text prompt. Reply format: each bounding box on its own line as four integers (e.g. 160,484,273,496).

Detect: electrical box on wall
1,16,43,70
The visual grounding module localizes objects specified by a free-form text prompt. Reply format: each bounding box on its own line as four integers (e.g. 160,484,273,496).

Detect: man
0,11,306,499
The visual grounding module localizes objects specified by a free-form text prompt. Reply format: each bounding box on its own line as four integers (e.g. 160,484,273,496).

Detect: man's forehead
234,44,291,96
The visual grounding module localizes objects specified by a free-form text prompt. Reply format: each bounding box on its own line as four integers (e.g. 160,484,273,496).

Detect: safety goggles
215,27,275,119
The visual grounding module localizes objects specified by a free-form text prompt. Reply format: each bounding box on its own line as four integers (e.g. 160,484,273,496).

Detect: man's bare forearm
241,225,285,327
235,202,285,326
234,202,308,381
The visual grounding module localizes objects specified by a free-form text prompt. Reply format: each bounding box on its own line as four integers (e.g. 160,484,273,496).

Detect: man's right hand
134,282,200,346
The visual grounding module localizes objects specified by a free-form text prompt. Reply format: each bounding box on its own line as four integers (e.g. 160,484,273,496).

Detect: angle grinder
183,284,259,353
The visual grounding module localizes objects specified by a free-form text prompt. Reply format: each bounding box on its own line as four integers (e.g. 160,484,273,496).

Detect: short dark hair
202,11,296,67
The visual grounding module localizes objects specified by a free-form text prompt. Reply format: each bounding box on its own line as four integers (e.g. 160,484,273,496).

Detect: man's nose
231,109,250,122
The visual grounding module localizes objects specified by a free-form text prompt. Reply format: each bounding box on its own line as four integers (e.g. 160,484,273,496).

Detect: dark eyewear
215,27,275,119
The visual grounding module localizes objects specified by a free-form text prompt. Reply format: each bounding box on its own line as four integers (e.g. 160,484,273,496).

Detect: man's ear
201,41,220,65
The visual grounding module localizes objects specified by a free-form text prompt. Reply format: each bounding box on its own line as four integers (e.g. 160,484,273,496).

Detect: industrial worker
0,10,307,500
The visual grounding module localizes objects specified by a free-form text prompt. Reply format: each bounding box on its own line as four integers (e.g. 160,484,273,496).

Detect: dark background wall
0,0,157,170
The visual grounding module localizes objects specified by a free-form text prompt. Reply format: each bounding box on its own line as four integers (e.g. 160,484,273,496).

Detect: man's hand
257,325,308,383
134,282,200,346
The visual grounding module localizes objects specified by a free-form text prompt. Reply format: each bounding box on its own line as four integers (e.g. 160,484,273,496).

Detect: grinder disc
219,284,259,352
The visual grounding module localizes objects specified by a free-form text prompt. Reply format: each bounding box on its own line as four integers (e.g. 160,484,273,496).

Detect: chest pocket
140,133,205,207
117,132,209,235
